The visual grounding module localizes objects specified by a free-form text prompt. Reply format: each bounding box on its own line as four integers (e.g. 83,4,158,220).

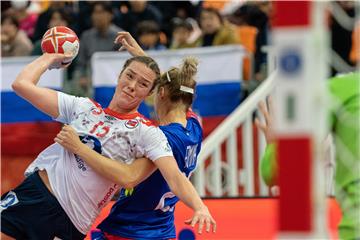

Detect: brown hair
158,57,198,109
120,56,161,91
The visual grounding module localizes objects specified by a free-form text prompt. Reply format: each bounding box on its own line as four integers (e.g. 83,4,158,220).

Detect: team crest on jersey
0,191,19,212
91,106,103,115
125,119,139,129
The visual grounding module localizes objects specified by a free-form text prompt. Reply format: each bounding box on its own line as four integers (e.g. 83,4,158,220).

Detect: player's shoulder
186,109,202,127
137,114,157,127
128,114,160,134
59,92,95,108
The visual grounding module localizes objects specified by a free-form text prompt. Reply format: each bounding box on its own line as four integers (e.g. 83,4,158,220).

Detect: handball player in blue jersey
55,32,216,239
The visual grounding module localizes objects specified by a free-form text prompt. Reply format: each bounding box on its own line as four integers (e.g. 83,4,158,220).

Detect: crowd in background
1,0,358,98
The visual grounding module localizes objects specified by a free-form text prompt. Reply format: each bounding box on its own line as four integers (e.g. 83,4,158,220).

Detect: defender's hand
114,31,146,57
184,206,217,234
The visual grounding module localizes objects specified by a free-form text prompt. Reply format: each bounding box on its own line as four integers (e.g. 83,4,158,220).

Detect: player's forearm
76,144,154,188
165,170,207,212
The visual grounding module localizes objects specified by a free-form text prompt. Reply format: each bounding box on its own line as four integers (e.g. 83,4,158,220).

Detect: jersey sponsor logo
0,191,19,212
74,154,87,171
124,188,134,196
118,187,135,200
105,115,116,122
125,119,139,129
97,184,117,209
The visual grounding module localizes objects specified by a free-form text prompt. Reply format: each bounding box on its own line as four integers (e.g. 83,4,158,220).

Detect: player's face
114,61,156,112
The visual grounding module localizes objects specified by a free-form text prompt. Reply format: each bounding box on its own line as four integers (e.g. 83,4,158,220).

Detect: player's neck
108,101,138,114
159,108,187,127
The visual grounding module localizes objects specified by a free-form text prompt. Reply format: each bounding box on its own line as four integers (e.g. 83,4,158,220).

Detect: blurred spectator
10,0,38,40
330,1,356,76
1,1,12,14
31,9,72,56
230,2,271,81
116,0,162,39
202,0,227,11
73,1,122,97
1,15,33,57
136,20,166,51
150,1,200,41
169,18,194,49
32,1,75,42
192,7,239,47
76,1,122,37
350,20,360,66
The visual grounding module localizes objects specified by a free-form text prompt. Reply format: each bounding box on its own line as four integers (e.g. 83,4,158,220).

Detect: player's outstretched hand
114,31,146,57
54,124,83,154
184,206,216,234
255,97,274,144
44,53,74,70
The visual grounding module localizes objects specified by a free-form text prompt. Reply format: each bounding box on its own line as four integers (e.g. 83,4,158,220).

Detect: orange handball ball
41,26,80,64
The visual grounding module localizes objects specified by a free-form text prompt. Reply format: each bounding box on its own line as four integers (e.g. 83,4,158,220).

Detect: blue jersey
98,113,202,239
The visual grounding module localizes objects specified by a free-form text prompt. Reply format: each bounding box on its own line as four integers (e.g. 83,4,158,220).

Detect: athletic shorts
90,229,175,240
1,171,86,240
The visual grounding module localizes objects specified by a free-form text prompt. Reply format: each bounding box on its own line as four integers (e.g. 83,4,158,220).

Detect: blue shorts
1,171,86,240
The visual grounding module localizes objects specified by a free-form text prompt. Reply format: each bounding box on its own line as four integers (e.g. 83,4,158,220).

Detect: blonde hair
159,57,198,109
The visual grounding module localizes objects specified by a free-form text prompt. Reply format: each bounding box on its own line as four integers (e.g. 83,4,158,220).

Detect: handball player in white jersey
55,32,216,240
1,40,214,239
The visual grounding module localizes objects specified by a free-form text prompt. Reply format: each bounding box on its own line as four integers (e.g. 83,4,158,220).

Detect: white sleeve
54,92,86,124
138,125,173,161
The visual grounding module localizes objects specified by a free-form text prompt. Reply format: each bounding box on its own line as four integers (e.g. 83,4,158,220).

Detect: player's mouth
122,91,134,99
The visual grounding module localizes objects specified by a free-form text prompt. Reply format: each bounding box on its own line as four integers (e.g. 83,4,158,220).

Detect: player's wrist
75,143,89,157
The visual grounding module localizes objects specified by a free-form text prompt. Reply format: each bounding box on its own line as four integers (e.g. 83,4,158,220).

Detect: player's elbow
11,80,23,93
12,79,29,96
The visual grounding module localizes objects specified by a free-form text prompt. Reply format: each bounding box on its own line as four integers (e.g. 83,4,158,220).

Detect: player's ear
158,86,165,99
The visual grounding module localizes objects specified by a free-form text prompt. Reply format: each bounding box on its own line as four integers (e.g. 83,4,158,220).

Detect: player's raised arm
115,31,147,57
11,53,73,118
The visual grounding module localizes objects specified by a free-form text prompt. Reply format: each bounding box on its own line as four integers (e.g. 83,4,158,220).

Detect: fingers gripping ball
41,26,79,64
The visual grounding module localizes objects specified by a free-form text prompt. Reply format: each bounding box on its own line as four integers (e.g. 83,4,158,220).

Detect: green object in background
259,72,360,239
328,72,360,240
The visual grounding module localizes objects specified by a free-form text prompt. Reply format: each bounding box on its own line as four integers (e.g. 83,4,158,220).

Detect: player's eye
140,82,148,88
126,73,133,79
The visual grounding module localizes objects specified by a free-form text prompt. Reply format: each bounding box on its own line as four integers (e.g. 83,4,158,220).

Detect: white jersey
25,92,173,234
